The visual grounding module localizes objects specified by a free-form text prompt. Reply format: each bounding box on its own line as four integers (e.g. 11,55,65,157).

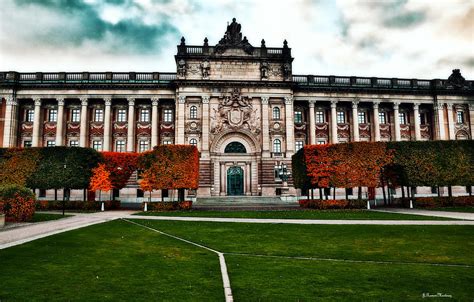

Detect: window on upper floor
457,111,464,124
189,138,198,146
117,109,127,122
336,111,345,124
357,112,366,124
273,107,281,120
94,109,104,122
294,111,303,123
163,109,173,123
140,109,150,122
316,111,325,123
273,139,282,153
49,109,57,122
379,112,386,124
71,109,80,122
190,106,198,119
399,112,406,124
26,109,34,122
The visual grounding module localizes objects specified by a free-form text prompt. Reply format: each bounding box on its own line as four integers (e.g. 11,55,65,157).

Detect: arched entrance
227,166,244,195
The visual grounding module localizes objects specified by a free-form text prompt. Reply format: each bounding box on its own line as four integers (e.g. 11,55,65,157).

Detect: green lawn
1,219,473,301
30,212,72,222
134,209,453,220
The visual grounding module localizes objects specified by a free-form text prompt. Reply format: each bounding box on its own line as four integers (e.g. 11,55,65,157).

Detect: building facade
1,19,473,200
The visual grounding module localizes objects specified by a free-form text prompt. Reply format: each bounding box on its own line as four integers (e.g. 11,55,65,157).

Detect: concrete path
129,215,474,225
0,211,135,250
373,208,474,221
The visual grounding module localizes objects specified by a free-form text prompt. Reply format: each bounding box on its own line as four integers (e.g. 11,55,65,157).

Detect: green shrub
0,185,36,222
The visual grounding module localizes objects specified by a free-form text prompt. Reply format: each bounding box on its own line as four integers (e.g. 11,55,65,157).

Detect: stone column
352,100,360,142
151,97,159,147
446,103,455,140
103,98,112,151
284,96,295,156
330,100,338,144
32,98,42,147
434,102,446,140
373,101,380,142
261,96,270,156
308,100,316,144
55,98,65,146
201,96,210,157
469,104,474,139
176,96,186,144
79,98,88,147
393,102,401,141
220,163,226,195
413,103,421,141
2,96,18,147
127,98,135,152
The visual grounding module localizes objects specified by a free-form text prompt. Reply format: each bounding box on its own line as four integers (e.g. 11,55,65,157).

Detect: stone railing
177,45,291,58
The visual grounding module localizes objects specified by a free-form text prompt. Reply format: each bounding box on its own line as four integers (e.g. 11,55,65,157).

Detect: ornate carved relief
136,122,151,136
43,122,56,137
186,121,202,134
177,59,186,78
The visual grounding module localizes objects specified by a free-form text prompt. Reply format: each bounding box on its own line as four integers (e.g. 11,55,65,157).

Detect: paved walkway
0,211,135,250
373,208,474,221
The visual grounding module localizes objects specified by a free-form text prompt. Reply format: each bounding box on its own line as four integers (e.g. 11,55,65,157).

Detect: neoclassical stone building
1,19,473,200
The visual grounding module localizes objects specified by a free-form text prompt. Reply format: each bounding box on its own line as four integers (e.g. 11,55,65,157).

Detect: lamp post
62,163,67,216
275,162,291,196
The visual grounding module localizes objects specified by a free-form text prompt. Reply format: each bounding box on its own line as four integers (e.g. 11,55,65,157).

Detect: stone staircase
194,196,299,210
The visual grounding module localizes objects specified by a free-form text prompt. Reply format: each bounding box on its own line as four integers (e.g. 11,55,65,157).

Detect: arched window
224,142,246,153
273,139,281,153
273,107,280,119
190,106,198,119
189,138,198,146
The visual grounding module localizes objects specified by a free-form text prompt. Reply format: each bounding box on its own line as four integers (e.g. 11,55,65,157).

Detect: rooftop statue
215,18,253,54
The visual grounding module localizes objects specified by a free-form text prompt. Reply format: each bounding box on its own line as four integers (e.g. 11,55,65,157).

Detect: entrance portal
227,166,244,195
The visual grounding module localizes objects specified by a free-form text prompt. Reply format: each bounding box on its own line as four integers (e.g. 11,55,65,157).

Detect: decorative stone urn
0,214,5,228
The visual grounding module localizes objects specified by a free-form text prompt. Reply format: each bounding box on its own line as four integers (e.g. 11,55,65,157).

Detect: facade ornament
200,59,210,79
308,100,316,107
214,18,254,54
446,69,466,89
127,98,135,106
330,100,338,108
178,95,186,104
202,96,210,104
34,98,42,107
260,61,269,80
5,96,17,106
57,98,65,106
392,101,400,110
104,98,112,106
352,100,359,109
261,96,269,105
282,62,292,80
413,102,420,110
468,103,474,111
373,101,380,109
434,102,445,110
177,59,187,78
151,97,159,106
284,96,293,105
80,97,88,106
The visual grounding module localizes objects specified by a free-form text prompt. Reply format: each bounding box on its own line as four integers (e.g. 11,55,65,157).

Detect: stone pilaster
373,101,380,142
79,98,88,147
176,96,186,144
413,103,421,141
469,103,474,139
55,98,65,146
308,100,316,144
284,96,294,156
127,97,135,152
201,96,210,157
32,98,42,147
434,102,446,140
2,96,18,147
352,100,360,142
446,103,455,140
330,100,338,144
103,98,112,151
151,97,159,147
393,102,401,141
261,96,270,156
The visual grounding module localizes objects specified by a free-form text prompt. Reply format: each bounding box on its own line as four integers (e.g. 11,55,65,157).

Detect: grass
133,209,454,220
1,219,473,301
30,212,72,222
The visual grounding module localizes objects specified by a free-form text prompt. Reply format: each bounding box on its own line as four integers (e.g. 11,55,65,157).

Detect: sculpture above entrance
215,18,254,55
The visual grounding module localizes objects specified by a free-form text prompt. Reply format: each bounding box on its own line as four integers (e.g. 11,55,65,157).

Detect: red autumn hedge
0,185,36,222
102,152,139,190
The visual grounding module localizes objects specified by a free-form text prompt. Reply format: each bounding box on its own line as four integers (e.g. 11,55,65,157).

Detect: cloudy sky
1,0,472,79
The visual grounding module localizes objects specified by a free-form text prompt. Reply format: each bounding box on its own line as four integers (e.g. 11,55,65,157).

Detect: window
190,106,198,119
189,138,198,146
294,111,303,123
138,140,149,152
316,111,325,123
357,112,366,124
46,141,55,147
117,109,127,122
317,140,326,145
336,111,345,124
69,140,79,147
49,109,57,122
94,109,104,122
379,112,386,124
24,141,32,148
419,113,426,125
115,140,125,152
140,109,150,122
273,107,281,119
295,141,304,151
399,112,406,124
163,140,172,145
273,139,282,153
92,140,102,151
456,111,464,124
71,109,80,122
26,109,34,122
163,109,173,122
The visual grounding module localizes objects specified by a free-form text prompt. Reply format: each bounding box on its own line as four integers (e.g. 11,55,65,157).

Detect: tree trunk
382,185,387,205
358,186,362,200
55,189,58,201
401,186,405,199
333,187,336,200
310,189,314,200
178,188,185,202
319,188,323,200
83,189,87,202
345,189,349,200
448,186,452,198
62,188,65,216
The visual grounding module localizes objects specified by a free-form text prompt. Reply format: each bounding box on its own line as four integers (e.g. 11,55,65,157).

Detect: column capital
80,97,88,106
413,102,420,110
392,101,400,110
178,95,186,104
5,96,17,106
373,101,380,109
308,100,316,107
151,97,159,105
127,97,135,106
434,102,445,110
104,98,112,106
261,96,269,104
202,96,210,104
57,98,65,106
330,100,338,108
352,100,359,109
468,103,474,111
284,96,293,105
34,98,42,106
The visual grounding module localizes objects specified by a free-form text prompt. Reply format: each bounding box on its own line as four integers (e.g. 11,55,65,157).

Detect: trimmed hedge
36,200,120,211
142,201,193,211
396,196,474,208
0,185,36,222
298,199,366,209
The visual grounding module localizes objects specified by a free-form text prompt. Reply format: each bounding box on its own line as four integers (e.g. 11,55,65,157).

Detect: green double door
227,166,244,196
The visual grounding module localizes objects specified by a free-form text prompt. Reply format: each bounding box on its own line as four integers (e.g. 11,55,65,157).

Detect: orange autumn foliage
89,164,113,198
